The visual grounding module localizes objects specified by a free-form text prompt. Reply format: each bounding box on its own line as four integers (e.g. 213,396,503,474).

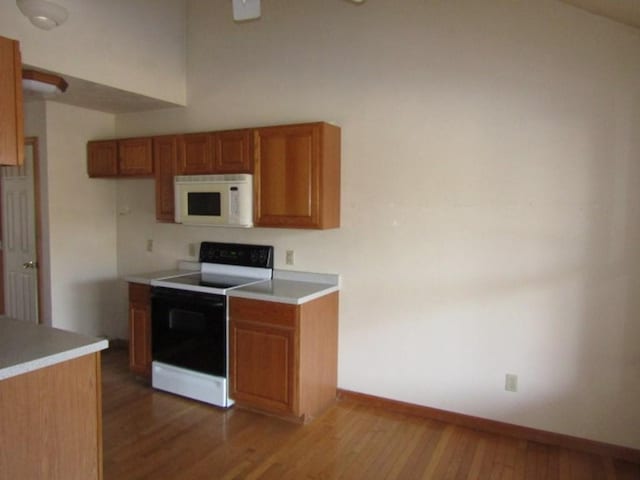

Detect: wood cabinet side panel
128,283,151,377
153,135,178,222
0,354,102,480
0,36,22,167
298,292,339,419
319,123,341,228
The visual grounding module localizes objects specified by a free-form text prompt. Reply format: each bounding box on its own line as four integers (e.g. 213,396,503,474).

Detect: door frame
0,136,44,324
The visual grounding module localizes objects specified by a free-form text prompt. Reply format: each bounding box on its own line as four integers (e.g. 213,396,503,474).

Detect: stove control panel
199,242,273,269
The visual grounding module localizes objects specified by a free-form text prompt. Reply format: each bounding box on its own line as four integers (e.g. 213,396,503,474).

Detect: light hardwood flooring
102,348,640,479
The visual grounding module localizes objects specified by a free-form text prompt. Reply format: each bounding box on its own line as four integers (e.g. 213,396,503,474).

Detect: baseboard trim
337,389,640,464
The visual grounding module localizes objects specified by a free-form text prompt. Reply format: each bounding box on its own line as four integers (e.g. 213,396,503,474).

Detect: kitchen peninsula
0,316,108,480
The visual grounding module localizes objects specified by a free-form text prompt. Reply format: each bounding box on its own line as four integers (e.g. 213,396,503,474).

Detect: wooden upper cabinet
254,122,340,229
0,36,24,166
87,140,118,177
118,137,153,176
214,129,252,173
178,129,252,175
87,137,153,177
154,135,178,222
177,133,213,175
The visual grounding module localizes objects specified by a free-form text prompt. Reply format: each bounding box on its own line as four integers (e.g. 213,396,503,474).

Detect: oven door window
188,191,221,217
152,292,226,377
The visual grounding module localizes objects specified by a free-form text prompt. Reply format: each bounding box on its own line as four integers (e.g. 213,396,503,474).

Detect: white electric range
149,242,273,407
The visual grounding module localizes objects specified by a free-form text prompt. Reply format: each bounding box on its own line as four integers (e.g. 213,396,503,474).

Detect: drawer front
229,297,297,329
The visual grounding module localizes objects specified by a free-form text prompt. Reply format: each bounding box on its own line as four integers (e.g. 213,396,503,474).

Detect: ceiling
559,0,640,29
23,0,640,115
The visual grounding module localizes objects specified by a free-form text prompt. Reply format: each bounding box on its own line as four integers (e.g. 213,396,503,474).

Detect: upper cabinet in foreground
0,36,24,166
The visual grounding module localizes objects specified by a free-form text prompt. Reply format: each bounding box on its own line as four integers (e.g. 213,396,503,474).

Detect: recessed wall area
13,0,640,452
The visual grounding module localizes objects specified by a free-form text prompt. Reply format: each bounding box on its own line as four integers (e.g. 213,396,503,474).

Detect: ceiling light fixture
232,0,261,22
16,0,69,30
22,69,68,95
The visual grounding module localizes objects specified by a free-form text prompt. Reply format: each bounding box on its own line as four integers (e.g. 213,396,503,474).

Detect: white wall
0,0,186,105
113,0,640,449
43,102,119,337
23,101,51,325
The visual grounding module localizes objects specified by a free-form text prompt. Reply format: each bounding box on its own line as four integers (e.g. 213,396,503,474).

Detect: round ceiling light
16,0,69,30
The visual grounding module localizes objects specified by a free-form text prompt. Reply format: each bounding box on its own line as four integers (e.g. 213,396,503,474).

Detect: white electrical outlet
146,239,153,252
286,250,295,265
505,373,518,392
188,243,197,257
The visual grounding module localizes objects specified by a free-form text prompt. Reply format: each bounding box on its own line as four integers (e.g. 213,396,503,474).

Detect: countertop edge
0,339,109,382
228,285,340,305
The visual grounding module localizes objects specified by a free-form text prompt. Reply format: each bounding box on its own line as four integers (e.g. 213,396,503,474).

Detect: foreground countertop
0,317,109,381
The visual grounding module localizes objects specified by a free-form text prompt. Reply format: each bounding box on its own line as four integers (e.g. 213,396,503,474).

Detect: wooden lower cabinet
0,353,103,479
229,292,339,422
128,283,151,377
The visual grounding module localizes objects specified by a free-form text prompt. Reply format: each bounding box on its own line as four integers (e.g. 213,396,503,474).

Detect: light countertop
125,266,339,304
0,317,109,381
228,270,339,304
124,265,199,285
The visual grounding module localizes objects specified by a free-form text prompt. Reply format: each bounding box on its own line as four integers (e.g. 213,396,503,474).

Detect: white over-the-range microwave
174,174,253,227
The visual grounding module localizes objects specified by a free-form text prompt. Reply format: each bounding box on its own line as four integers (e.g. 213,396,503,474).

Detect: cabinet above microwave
86,121,341,230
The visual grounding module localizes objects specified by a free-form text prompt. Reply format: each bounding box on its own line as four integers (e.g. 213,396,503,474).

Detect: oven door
151,287,226,377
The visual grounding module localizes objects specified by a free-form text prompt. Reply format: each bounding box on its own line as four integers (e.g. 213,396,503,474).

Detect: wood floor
102,348,640,480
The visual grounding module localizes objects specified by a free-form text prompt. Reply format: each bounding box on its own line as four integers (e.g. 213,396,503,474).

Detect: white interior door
1,143,38,322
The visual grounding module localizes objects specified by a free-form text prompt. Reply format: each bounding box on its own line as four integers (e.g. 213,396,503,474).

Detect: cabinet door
154,135,178,222
213,129,252,173
230,320,297,414
229,298,298,415
87,140,118,177
254,122,340,229
178,133,214,174
0,36,23,167
118,137,153,176
128,283,151,377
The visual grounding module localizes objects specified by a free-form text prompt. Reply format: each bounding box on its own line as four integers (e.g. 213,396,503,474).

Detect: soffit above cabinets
22,68,182,114
559,0,640,30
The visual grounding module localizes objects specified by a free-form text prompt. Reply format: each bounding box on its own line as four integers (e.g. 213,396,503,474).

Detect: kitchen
1,0,640,478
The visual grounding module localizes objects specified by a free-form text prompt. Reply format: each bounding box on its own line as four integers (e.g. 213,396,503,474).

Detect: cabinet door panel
254,122,342,229
230,321,296,414
87,141,118,177
178,133,214,174
118,137,153,176
255,124,319,227
214,129,252,173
